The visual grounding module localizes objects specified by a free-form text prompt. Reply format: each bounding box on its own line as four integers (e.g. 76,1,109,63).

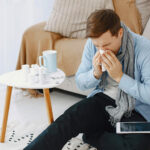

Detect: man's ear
118,28,123,38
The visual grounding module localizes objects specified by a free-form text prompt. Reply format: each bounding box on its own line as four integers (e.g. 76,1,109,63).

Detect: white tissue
99,49,106,72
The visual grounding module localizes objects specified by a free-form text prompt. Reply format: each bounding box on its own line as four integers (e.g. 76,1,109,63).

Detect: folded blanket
16,22,63,73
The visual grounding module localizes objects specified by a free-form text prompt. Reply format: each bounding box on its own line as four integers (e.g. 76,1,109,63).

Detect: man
25,9,150,150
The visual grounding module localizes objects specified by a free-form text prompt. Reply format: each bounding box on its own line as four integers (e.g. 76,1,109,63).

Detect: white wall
0,0,54,75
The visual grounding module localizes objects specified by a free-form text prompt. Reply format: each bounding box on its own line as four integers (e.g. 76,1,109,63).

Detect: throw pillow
142,17,150,40
136,0,150,31
44,0,114,38
113,0,142,34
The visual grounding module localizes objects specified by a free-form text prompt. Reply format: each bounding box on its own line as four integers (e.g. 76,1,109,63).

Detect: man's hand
93,50,102,79
101,50,123,83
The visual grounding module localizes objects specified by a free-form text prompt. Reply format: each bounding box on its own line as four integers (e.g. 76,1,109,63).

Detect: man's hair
86,9,121,38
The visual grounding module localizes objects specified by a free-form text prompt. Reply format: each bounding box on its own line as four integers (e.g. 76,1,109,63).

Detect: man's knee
64,98,90,114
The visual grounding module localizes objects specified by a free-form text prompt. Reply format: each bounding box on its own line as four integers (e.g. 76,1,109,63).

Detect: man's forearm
75,69,102,90
119,73,150,105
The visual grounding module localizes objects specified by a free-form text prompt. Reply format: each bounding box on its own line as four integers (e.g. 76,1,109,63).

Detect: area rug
0,121,49,150
0,121,97,150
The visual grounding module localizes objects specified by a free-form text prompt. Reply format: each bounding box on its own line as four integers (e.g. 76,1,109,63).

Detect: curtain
0,0,54,75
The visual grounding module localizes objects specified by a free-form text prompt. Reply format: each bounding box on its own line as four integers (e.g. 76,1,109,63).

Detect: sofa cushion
113,0,142,34
142,17,150,40
136,0,150,31
44,0,114,38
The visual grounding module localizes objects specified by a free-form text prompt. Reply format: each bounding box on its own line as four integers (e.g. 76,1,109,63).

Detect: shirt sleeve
75,39,102,91
119,53,150,105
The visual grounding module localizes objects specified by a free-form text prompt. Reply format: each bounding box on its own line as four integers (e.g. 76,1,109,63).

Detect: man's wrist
115,72,123,83
93,69,101,79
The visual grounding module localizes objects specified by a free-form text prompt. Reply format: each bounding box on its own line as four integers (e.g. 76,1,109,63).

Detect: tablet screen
120,122,150,132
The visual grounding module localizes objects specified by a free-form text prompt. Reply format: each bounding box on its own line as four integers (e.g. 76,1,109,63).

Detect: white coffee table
0,69,65,142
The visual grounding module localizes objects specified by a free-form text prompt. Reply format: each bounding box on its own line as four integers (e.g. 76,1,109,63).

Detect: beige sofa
16,0,150,96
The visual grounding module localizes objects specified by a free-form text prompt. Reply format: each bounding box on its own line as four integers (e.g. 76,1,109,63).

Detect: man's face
92,28,123,55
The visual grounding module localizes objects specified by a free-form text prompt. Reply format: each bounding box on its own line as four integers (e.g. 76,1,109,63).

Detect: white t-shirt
103,75,119,100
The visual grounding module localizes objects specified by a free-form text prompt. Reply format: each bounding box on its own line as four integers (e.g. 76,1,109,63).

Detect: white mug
39,50,57,73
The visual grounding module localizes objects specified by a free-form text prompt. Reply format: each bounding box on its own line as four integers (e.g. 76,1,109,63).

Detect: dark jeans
24,93,150,150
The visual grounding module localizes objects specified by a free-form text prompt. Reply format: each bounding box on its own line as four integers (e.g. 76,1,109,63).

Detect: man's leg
82,93,116,146
24,93,116,150
83,96,150,150
97,111,150,150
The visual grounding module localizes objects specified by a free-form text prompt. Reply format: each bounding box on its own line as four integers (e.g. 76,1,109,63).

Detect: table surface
0,69,65,89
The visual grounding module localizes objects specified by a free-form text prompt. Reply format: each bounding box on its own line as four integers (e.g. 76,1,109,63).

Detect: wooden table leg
0,86,12,143
43,88,54,124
